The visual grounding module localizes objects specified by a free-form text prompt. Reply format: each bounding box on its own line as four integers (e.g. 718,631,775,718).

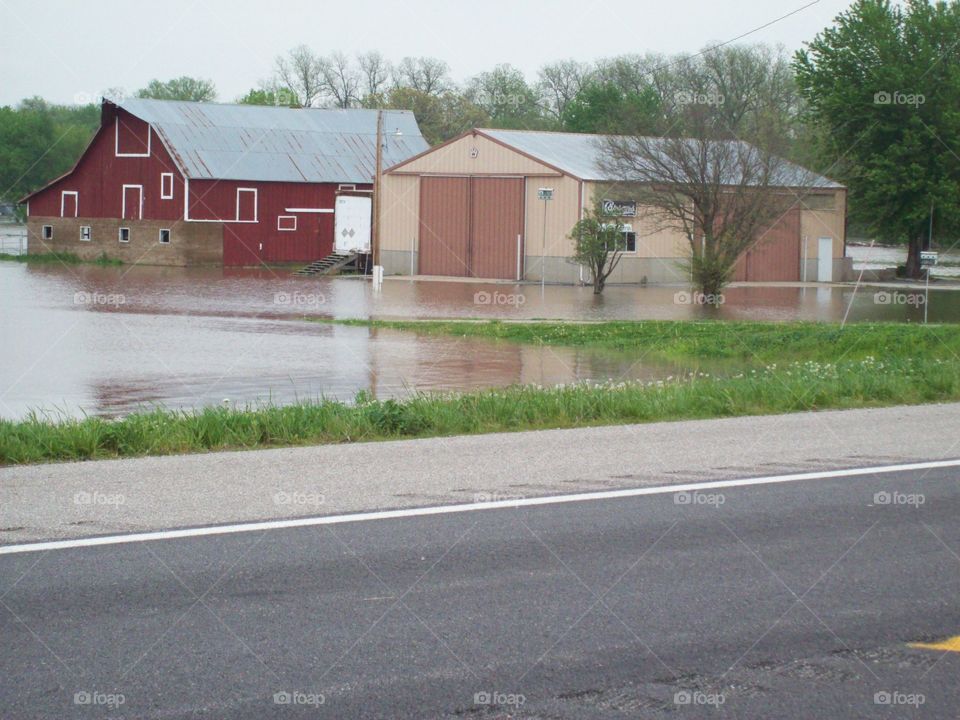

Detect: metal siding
470,177,524,279
390,133,561,177
380,174,420,253
215,181,348,266
524,175,580,260
732,207,801,281
419,177,470,277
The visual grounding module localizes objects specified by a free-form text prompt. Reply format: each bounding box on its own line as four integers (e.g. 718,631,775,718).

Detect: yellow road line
910,636,960,653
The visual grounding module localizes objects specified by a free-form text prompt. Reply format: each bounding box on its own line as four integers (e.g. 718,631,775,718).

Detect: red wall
190,179,370,265
29,108,184,221
29,106,372,266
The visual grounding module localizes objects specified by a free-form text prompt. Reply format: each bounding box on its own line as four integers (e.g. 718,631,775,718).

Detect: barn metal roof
119,98,430,184
479,129,843,188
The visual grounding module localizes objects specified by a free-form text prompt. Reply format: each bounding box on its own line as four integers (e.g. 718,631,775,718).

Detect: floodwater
848,243,960,277
2,262,959,419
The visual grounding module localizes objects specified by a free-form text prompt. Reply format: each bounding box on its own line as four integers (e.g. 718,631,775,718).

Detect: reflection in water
1,262,956,418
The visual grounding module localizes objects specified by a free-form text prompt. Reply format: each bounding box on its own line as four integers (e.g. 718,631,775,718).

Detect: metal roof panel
479,129,843,189
119,98,429,184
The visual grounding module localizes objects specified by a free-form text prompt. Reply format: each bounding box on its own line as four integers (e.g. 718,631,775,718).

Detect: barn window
119,227,130,243
159,229,171,244
160,173,174,200
235,188,258,222
42,225,53,240
80,226,91,241
60,191,78,218
277,215,297,232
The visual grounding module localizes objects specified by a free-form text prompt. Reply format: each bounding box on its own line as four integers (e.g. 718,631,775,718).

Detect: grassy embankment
0,252,122,265
2,320,958,465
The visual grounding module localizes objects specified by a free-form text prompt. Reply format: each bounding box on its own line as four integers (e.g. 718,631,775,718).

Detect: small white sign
920,251,938,267
538,188,554,201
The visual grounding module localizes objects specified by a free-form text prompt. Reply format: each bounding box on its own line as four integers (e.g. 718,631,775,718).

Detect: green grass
327,318,960,362
2,357,958,465
0,251,122,266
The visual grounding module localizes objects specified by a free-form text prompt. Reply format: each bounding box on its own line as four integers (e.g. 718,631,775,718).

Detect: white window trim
601,223,638,255
284,207,334,214
115,118,152,158
159,228,171,244
235,188,258,223
41,225,53,240
337,184,357,192
80,226,91,241
121,184,143,220
160,173,174,200
118,227,131,243
60,191,78,218
277,215,297,232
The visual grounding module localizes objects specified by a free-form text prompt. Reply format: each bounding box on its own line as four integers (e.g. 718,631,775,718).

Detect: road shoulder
2,402,958,543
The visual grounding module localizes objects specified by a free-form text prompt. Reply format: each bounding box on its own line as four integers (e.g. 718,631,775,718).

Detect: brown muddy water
2,263,959,419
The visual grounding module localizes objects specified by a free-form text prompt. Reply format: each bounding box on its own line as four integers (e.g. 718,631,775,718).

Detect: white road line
2,458,958,556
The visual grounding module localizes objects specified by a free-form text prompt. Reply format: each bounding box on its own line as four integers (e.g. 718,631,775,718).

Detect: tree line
0,47,804,204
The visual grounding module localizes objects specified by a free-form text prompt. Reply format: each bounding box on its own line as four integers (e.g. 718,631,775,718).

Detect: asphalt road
5,402,960,543
2,464,959,719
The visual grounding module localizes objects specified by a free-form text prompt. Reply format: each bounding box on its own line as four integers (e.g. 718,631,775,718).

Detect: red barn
21,98,429,266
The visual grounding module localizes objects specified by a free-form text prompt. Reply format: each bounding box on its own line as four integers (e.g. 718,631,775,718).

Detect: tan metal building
380,128,849,283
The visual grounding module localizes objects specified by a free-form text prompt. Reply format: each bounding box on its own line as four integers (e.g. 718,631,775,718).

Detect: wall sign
602,199,637,217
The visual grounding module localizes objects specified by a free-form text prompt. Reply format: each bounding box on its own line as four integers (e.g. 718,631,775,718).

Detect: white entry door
818,237,833,282
334,195,372,254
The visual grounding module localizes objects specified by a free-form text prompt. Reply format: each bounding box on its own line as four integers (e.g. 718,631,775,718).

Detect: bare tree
357,51,393,106
538,59,592,119
602,134,814,296
274,45,325,107
394,57,451,96
599,47,817,297
320,51,360,108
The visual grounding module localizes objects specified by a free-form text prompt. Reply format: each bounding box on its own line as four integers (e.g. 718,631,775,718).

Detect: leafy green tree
466,64,547,128
561,82,662,134
386,87,488,144
237,87,298,107
0,99,99,203
136,77,217,102
794,0,960,277
569,202,627,294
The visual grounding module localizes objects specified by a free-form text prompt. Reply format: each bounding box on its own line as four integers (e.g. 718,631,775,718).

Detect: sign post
538,188,553,294
921,250,938,324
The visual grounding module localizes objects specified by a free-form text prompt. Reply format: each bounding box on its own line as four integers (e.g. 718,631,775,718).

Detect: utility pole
372,109,383,273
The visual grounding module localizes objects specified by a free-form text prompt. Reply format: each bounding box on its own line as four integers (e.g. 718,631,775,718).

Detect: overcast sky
1,0,854,106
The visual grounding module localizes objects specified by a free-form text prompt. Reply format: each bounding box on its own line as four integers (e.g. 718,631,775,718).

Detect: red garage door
419,176,524,279
419,177,470,277
731,207,801,282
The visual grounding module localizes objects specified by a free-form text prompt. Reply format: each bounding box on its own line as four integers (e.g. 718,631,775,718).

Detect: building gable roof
117,98,430,185
477,128,843,189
